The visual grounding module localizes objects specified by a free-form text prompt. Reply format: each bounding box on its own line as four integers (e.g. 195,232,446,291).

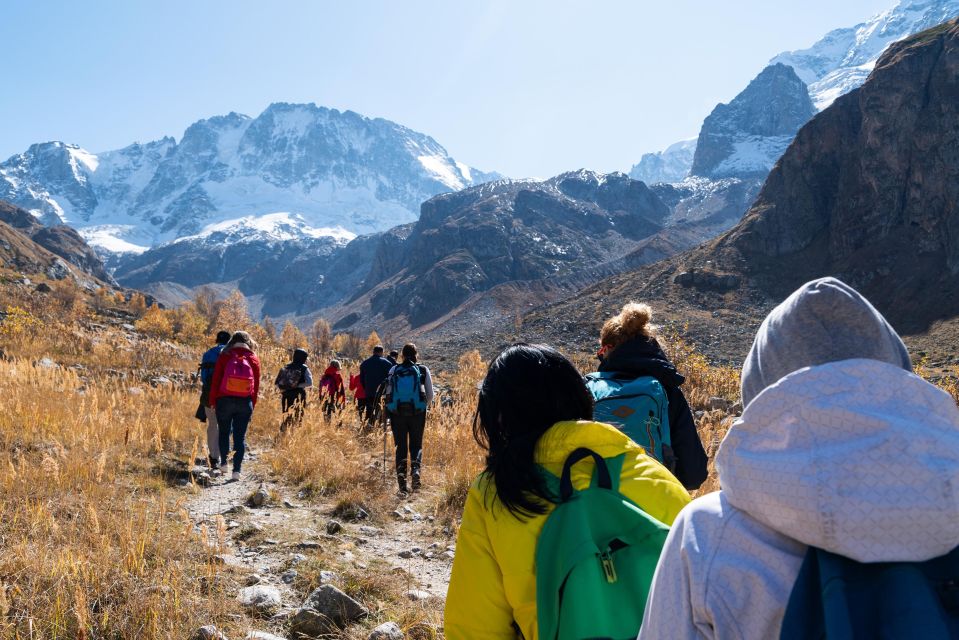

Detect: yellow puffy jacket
444,420,691,640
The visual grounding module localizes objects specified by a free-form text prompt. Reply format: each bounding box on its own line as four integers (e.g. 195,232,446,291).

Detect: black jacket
598,336,708,490
360,355,394,399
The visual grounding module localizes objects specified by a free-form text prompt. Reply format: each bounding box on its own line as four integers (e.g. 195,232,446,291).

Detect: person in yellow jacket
445,344,691,640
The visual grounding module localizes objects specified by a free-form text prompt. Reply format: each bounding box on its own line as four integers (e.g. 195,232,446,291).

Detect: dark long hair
473,344,594,519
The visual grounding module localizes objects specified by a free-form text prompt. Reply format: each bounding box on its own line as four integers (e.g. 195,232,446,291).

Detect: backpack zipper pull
600,550,617,584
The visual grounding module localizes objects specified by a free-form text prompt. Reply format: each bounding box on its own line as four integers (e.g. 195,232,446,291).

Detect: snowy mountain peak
629,138,696,184
691,63,815,179
770,0,959,109
0,103,499,253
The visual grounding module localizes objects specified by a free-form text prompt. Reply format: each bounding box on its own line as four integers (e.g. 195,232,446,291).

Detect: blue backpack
386,364,426,416
585,372,674,468
781,545,959,639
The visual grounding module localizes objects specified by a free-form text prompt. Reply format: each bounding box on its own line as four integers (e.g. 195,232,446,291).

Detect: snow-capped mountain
0,103,498,253
691,63,816,179
628,139,696,184
771,0,959,109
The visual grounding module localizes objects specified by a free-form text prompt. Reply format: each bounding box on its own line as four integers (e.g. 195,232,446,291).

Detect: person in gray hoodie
639,277,959,639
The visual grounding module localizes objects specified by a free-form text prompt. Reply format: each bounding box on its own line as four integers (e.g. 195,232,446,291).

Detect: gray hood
741,277,911,407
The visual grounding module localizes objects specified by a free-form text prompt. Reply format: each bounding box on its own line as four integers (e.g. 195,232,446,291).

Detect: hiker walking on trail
199,330,231,469
318,360,346,420
387,349,399,366
639,278,959,640
384,343,433,495
359,345,393,426
209,331,261,482
445,344,690,640
348,370,366,418
587,302,708,490
275,347,312,431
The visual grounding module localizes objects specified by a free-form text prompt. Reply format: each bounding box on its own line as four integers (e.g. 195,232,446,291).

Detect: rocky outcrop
0,200,113,283
691,64,816,179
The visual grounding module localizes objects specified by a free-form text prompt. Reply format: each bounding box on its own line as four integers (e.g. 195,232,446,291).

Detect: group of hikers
193,277,959,639
196,334,433,495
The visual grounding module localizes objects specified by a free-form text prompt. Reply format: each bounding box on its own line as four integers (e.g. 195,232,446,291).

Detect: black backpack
275,364,305,391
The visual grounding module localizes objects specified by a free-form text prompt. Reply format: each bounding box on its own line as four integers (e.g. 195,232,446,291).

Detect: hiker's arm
445,488,514,640
667,385,709,490
423,367,434,405
251,355,261,408
638,508,713,640
208,355,227,407
300,367,313,389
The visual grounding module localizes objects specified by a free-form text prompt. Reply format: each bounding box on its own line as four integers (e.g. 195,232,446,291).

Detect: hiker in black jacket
359,345,393,426
593,303,709,490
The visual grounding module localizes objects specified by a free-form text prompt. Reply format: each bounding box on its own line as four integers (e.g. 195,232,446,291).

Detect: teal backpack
385,363,426,416
535,448,670,640
586,373,674,469
781,545,959,639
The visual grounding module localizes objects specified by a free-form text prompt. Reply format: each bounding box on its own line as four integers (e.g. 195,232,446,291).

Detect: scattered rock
282,499,295,508
223,505,248,516
290,553,307,564
289,608,335,639
300,585,368,629
398,550,413,559
297,540,321,549
406,589,431,601
238,585,282,616
391,510,404,520
281,569,298,584
249,485,270,508
245,573,263,586
190,626,229,640
35,282,52,293
368,621,404,640
319,570,339,584
707,397,731,411
326,519,342,535
36,357,58,369
410,546,422,555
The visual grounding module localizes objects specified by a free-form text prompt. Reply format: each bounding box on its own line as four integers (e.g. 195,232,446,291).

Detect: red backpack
220,351,255,397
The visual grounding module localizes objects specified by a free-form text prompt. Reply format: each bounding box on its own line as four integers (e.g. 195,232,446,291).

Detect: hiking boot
208,456,218,469
219,464,228,475
411,476,422,492
231,471,241,482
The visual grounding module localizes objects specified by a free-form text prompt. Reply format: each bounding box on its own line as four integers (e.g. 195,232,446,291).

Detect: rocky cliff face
0,200,113,282
691,64,816,179
358,170,669,326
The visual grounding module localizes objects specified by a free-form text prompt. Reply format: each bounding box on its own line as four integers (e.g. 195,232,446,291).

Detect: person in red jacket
209,331,261,481
318,360,346,420
348,370,366,419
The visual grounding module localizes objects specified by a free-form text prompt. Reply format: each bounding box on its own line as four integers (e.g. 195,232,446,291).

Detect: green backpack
536,448,670,640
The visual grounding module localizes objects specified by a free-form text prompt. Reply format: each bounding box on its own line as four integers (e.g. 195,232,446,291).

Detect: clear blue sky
1,0,891,178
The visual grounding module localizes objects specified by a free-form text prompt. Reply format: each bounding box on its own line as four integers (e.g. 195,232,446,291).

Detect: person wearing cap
199,330,231,469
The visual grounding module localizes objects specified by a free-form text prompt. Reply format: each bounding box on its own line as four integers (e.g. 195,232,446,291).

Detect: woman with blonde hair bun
586,303,708,489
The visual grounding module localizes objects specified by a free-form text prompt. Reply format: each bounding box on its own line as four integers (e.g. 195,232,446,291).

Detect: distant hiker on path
445,344,689,639
318,359,346,420
209,331,261,482
639,278,959,639
587,303,708,490
199,330,231,469
348,369,366,418
359,345,393,427
275,347,312,432
387,349,399,366
384,343,433,494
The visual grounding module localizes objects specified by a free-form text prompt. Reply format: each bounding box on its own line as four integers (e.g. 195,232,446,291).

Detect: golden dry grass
1,273,956,636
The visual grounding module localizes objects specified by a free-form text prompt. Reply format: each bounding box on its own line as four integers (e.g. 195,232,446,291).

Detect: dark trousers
216,396,253,472
390,411,426,488
361,397,381,427
281,389,306,432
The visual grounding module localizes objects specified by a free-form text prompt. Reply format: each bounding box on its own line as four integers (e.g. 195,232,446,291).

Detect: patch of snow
67,146,99,172
418,155,467,190
629,138,697,184
79,226,150,254
176,212,356,245
454,161,473,184
712,135,794,177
